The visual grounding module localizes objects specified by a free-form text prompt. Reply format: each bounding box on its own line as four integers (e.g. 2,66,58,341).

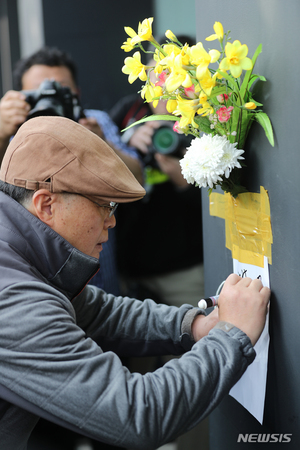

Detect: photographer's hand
129,121,160,154
78,117,105,139
0,90,30,161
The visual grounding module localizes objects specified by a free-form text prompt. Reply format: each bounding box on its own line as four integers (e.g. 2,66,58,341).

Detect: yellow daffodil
131,17,154,44
219,40,253,78
198,71,218,96
164,54,193,92
122,52,147,84
141,83,163,107
165,30,177,41
166,99,178,113
121,26,138,52
124,26,137,38
141,83,155,103
174,96,201,128
151,86,164,108
121,38,135,52
205,22,224,42
197,101,214,116
190,42,220,80
244,102,257,109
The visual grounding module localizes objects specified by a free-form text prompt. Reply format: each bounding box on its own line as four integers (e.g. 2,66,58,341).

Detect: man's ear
28,189,57,227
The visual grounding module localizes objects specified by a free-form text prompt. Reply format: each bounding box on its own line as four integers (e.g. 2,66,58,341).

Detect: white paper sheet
229,256,270,424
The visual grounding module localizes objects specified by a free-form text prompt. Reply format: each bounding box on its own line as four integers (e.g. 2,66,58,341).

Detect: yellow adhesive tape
209,186,272,267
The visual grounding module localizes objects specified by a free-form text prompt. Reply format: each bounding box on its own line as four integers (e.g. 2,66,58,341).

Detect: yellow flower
174,96,200,128
199,71,218,96
122,52,147,84
152,86,164,108
124,26,137,39
141,83,155,103
166,99,178,113
131,17,154,44
244,102,257,110
165,54,193,92
141,83,163,107
165,30,177,41
121,26,138,52
121,38,135,52
197,101,214,116
205,22,224,42
219,40,253,78
156,44,182,70
190,42,220,80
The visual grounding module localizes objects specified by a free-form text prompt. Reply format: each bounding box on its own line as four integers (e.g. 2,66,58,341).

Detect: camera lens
152,126,179,154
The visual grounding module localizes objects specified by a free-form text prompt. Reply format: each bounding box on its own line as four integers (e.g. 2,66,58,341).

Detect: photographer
0,47,144,297
0,47,142,185
110,54,204,309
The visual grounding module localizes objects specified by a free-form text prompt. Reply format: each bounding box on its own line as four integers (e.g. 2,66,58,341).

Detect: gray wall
195,0,300,448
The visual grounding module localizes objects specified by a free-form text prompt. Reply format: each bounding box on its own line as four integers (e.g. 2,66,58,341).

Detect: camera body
21,79,85,122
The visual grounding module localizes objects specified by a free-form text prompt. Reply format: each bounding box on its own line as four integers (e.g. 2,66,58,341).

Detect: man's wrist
214,321,235,333
181,308,206,341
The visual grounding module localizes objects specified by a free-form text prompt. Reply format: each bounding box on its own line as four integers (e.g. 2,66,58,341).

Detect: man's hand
192,308,219,341
218,273,270,346
129,121,160,153
78,117,104,139
0,91,30,156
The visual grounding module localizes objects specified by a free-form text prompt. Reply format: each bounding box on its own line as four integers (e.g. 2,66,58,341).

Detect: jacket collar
0,192,99,299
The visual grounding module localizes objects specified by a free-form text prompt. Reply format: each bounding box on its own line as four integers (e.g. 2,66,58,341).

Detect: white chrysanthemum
179,134,244,188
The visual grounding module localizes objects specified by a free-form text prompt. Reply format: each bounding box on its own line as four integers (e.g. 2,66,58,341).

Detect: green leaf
216,70,239,92
239,43,262,100
255,112,274,146
194,116,214,134
121,114,177,132
247,74,266,91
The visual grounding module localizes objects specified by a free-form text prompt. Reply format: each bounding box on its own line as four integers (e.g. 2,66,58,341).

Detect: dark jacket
0,192,255,449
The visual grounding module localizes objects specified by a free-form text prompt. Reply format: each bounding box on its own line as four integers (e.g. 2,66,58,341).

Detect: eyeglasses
77,194,118,217
98,201,118,218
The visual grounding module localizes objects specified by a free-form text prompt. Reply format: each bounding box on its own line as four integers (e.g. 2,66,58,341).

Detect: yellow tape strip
209,186,272,267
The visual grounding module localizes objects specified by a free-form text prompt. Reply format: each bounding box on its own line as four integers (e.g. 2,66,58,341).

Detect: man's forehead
21,64,77,92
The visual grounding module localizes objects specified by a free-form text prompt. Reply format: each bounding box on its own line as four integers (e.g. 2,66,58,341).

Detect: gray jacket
0,192,255,449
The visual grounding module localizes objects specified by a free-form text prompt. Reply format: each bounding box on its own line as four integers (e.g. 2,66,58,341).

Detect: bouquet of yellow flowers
121,18,274,197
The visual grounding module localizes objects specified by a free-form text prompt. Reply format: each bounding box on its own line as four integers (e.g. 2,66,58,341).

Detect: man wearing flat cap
0,116,270,449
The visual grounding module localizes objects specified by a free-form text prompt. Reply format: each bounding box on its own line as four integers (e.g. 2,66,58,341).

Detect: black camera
149,123,193,157
21,79,85,122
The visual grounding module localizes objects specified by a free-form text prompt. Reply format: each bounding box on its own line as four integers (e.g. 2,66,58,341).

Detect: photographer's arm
154,153,189,188
0,91,30,162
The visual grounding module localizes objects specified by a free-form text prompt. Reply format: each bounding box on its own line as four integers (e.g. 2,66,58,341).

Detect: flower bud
244,102,257,110
165,30,177,41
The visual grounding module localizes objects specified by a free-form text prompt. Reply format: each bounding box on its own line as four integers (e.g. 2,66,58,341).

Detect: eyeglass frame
75,194,118,218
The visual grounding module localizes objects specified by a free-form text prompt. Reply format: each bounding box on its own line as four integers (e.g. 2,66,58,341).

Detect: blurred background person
110,36,204,310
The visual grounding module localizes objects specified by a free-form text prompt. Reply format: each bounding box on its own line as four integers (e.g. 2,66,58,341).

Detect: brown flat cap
0,116,145,204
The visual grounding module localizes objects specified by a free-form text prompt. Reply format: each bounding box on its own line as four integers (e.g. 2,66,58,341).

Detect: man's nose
104,213,116,229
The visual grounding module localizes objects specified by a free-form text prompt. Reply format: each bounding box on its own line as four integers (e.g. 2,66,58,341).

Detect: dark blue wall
42,0,154,112
195,0,300,448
